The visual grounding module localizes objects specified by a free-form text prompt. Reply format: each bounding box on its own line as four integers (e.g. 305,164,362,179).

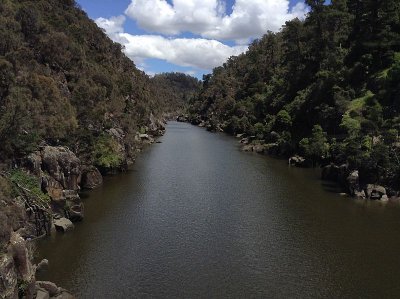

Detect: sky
76,0,309,79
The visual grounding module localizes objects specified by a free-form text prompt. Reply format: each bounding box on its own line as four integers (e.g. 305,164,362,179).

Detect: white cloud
125,0,308,42
95,15,248,71
95,15,126,35
118,34,248,70
95,1,308,74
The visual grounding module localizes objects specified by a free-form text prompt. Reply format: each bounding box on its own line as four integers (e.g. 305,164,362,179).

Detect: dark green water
37,122,400,298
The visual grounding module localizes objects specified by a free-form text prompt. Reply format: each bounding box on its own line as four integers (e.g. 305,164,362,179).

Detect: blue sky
77,0,308,79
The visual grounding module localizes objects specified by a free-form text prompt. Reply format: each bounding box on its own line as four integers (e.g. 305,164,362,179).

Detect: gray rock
54,218,74,233
253,144,265,153
139,134,150,140
41,146,81,191
54,290,75,299
108,128,123,139
241,145,253,152
289,155,306,167
354,190,366,199
67,204,84,222
36,259,49,273
36,288,50,299
81,166,103,189
346,170,360,196
36,281,60,297
366,184,386,200
240,138,249,144
381,195,389,202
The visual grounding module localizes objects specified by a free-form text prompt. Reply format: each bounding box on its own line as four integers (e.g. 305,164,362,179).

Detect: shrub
9,169,50,202
93,135,124,169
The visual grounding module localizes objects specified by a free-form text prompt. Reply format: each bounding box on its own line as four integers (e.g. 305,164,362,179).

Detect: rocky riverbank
0,118,166,298
181,115,400,203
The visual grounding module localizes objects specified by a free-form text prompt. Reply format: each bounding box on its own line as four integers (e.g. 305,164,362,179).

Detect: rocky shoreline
179,115,400,203
0,117,167,299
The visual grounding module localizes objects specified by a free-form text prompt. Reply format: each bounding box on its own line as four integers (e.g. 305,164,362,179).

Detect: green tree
300,125,329,165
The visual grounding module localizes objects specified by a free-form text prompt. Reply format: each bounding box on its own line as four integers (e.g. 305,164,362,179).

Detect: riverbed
37,121,400,298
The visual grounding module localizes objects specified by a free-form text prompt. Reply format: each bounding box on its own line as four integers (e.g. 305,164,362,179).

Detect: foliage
190,0,400,187
299,125,330,164
93,135,124,169
9,169,50,202
0,0,198,166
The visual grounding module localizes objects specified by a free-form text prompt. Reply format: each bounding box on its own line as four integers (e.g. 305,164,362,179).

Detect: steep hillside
189,0,400,194
0,1,200,297
0,0,191,170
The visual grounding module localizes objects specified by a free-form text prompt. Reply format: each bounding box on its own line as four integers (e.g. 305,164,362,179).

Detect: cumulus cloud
125,0,308,42
95,15,248,70
95,15,126,35
95,1,308,74
120,34,247,70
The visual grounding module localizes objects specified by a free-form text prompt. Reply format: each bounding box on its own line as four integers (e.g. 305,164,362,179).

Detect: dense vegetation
189,0,400,190
0,0,197,170
151,73,202,114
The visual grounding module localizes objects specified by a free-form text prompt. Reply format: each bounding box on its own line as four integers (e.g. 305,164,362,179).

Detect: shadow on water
36,122,400,299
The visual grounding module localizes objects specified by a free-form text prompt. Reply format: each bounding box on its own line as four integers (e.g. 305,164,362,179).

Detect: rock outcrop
81,166,103,189
24,146,85,222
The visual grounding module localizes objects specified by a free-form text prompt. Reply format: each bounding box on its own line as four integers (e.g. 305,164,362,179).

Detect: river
37,121,400,298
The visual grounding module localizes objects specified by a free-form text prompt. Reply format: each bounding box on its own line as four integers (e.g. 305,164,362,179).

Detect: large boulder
54,218,74,233
81,166,103,189
148,113,165,136
365,184,386,200
67,203,84,222
289,155,306,167
41,146,81,191
346,170,360,196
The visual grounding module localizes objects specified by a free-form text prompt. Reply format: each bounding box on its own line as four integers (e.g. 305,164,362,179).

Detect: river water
37,122,400,298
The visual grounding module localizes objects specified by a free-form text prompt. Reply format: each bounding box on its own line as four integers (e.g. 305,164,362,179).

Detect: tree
299,125,329,165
